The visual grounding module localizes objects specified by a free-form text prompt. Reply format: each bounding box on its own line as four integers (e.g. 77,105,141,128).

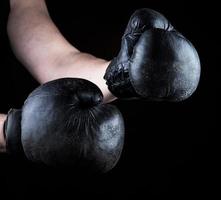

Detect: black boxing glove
3,78,125,173
104,8,201,101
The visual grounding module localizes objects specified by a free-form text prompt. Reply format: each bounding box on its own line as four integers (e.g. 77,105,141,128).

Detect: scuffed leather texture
104,58,139,98
5,78,125,173
104,8,201,101
4,109,24,155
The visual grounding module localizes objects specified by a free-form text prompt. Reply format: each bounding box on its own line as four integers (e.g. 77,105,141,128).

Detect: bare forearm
8,0,115,102
8,0,78,75
0,114,6,153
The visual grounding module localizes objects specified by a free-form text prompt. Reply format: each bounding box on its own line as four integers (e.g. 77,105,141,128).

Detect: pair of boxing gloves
3,9,200,173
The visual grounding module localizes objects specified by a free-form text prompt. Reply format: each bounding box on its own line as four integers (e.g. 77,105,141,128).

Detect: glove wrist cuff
4,109,23,155
104,58,139,99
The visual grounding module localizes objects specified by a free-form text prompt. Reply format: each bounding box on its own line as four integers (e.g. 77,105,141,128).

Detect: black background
0,0,217,198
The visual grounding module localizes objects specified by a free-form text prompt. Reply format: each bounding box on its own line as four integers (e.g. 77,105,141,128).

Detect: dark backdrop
0,0,217,198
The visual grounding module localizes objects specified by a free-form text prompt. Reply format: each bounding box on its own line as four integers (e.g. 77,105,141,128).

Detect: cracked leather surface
104,8,201,101
4,78,125,173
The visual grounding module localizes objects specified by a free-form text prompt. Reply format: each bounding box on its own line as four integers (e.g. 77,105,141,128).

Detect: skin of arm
0,114,6,152
7,0,115,102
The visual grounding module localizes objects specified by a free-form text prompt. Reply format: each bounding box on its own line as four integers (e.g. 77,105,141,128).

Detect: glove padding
4,78,125,173
104,8,201,101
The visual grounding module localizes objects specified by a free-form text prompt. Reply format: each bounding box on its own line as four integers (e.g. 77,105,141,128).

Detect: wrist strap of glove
4,109,24,156
104,58,139,99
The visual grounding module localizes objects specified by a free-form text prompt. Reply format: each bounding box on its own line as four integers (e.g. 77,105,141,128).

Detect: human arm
0,114,6,152
8,0,115,102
